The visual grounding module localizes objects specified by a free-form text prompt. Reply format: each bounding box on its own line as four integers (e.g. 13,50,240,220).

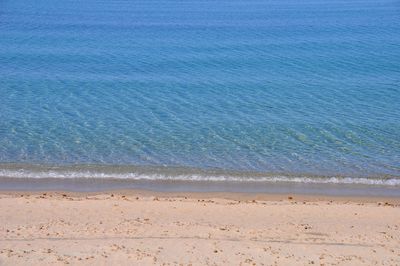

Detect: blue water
1,0,400,184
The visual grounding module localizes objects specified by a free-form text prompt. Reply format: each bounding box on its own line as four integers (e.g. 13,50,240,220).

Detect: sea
0,0,399,194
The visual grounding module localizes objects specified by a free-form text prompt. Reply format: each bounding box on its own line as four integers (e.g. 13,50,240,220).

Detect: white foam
0,169,399,186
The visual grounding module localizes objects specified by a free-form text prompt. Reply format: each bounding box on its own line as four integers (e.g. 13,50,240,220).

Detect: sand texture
0,192,399,265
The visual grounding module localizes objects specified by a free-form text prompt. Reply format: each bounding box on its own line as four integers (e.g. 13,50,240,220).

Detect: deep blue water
0,0,400,183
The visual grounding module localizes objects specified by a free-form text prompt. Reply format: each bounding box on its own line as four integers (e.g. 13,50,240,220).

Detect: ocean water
0,0,400,187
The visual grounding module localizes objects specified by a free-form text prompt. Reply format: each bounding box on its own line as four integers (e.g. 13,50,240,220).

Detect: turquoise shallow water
0,0,400,184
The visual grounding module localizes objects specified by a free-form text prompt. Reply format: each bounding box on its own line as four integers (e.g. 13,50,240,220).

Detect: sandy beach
0,191,399,265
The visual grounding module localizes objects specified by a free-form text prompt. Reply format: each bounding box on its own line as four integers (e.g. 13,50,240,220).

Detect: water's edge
0,163,398,197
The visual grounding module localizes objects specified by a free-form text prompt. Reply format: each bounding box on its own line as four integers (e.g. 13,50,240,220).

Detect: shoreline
1,163,399,198
1,176,399,198
1,190,399,265
1,163,399,185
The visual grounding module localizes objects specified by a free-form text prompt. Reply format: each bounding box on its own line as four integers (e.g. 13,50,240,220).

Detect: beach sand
0,191,399,265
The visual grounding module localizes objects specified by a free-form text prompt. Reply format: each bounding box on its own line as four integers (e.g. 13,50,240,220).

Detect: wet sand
0,191,399,265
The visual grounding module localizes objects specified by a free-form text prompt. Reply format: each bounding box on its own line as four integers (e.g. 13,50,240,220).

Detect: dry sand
0,191,399,265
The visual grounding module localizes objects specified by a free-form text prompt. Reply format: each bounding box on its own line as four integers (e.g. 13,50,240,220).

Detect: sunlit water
0,0,399,185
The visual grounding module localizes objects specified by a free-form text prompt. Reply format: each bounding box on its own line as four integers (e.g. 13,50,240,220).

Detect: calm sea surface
0,0,399,185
